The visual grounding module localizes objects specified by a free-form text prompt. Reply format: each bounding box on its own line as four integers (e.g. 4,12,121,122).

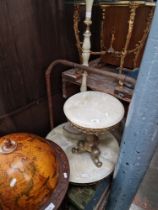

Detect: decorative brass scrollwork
73,1,155,79
100,2,154,73
133,7,154,68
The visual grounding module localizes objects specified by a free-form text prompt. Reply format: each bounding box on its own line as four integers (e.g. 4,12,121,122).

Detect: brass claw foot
91,147,102,168
72,136,102,167
72,147,79,153
72,140,86,153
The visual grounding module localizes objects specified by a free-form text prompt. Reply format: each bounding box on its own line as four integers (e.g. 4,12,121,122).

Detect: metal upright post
105,2,158,210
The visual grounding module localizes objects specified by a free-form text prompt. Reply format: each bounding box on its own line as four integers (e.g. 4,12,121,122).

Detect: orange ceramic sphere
0,133,58,210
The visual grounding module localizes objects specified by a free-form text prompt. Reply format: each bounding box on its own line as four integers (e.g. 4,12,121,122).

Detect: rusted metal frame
63,74,133,103
45,59,136,128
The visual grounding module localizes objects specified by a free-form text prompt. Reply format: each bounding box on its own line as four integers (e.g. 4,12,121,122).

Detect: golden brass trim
74,2,155,72
99,1,155,7
119,3,139,76
73,5,83,63
68,1,155,7
100,3,154,72
133,7,154,68
69,119,121,167
70,120,119,135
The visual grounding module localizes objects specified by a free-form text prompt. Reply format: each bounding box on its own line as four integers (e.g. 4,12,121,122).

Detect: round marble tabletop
46,123,119,184
63,91,124,130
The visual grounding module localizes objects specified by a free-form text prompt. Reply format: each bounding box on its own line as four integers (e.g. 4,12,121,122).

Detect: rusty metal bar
45,59,136,128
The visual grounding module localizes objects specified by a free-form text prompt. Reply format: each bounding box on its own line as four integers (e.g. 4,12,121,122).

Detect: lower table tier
46,122,119,184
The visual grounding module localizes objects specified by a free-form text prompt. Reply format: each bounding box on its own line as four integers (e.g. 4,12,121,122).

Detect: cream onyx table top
63,91,124,131
46,123,119,184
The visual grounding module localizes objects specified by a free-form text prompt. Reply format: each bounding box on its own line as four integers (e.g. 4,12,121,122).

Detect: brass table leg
72,134,102,167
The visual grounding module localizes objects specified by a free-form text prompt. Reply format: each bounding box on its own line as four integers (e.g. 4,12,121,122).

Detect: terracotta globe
0,133,59,210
